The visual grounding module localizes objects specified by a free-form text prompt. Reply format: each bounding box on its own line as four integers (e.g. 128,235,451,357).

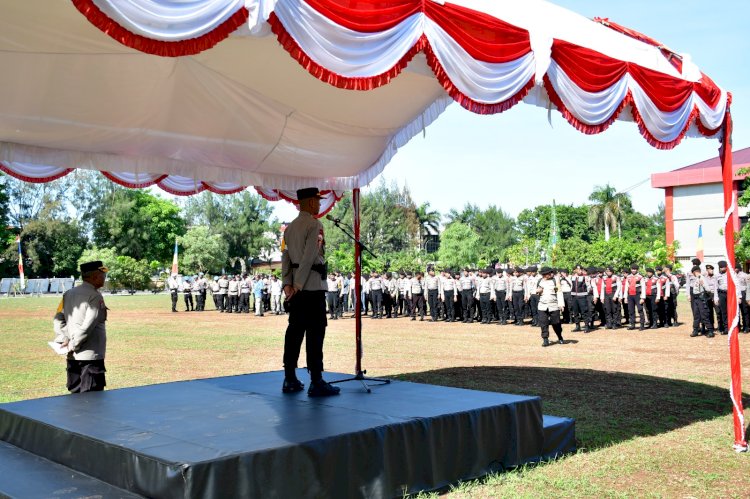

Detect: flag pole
720,109,747,452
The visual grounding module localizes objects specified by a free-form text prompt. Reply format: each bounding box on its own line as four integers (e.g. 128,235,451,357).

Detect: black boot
542,338,550,347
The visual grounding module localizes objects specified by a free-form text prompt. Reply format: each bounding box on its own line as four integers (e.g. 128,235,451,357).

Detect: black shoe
638,326,644,331
573,326,581,332
690,331,699,337
707,332,716,338
558,337,566,344
420,318,424,321
411,317,416,321
721,331,728,335
172,309,177,312
583,328,590,334
308,380,340,397
627,326,635,330
542,338,550,347
282,378,304,394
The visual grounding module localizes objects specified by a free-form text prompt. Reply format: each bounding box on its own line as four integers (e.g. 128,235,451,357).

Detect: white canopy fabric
0,0,729,198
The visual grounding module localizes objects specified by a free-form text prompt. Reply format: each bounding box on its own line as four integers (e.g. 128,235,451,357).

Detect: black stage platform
0,370,575,498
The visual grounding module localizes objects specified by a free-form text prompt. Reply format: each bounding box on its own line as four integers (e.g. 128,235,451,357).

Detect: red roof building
651,147,750,263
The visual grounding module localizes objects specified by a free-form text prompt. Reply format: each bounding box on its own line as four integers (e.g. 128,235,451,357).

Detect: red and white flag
171,238,179,275
16,235,25,289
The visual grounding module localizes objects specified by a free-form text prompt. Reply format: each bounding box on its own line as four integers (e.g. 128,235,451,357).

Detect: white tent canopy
0,0,728,196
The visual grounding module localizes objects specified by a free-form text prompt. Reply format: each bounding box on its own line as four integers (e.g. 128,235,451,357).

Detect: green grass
2,293,750,497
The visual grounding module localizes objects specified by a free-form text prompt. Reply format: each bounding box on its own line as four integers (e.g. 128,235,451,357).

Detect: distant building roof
651,147,750,188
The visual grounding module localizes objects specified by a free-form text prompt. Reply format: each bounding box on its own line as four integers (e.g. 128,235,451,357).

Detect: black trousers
66,359,106,393
444,290,455,320
643,295,656,326
170,290,178,311
239,293,249,313
512,291,525,323
528,295,540,325
200,291,207,311
212,293,220,310
717,290,728,332
495,290,507,322
572,294,589,327
562,292,573,322
692,296,714,333
228,294,239,312
427,289,439,320
184,293,193,310
218,294,226,311
603,293,618,327
284,290,327,380
479,293,492,323
461,290,474,322
627,295,644,327
665,295,676,326
411,294,425,319
326,291,339,318
383,292,393,318
371,289,383,317
741,291,749,331
539,309,563,340
656,296,666,326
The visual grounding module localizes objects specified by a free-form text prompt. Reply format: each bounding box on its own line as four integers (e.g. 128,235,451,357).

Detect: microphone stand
327,200,390,393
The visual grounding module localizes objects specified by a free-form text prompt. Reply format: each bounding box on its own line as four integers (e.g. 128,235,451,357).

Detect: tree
0,175,11,244
20,219,88,277
322,180,421,256
78,247,118,274
504,238,543,267
415,202,441,251
107,256,152,291
446,204,517,263
182,191,277,273
436,222,480,270
516,204,591,243
178,226,228,274
588,184,630,241
2,175,70,230
92,190,186,263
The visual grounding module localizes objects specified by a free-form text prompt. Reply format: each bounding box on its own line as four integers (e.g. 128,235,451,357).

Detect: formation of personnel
318,264,694,347
685,258,750,338
166,272,284,315
164,257,750,347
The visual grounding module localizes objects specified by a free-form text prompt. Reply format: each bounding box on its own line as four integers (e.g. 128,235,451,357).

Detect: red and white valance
0,162,73,183
72,0,728,152
255,187,344,218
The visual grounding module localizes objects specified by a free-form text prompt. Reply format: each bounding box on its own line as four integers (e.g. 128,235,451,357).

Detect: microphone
325,214,341,223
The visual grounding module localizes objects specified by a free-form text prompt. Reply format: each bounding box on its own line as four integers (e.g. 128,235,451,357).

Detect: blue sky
271,0,750,223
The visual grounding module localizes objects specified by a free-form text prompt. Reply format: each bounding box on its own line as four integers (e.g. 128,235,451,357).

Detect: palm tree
588,184,629,241
415,202,441,249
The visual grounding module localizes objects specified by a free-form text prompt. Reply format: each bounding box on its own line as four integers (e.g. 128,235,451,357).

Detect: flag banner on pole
696,224,704,261
16,235,25,290
171,238,179,275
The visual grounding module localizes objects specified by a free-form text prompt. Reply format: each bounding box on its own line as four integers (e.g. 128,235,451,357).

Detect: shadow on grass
393,366,746,451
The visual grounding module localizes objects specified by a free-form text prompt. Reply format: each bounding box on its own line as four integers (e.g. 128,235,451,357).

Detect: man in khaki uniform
53,260,109,393
281,188,340,397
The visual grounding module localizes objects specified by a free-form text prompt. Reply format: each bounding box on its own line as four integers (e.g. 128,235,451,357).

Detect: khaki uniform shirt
282,211,326,292
52,282,107,361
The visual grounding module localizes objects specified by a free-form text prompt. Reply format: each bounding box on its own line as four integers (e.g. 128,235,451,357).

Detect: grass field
2,294,750,497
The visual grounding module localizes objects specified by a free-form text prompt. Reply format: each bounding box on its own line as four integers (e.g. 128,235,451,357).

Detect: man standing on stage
53,260,109,393
281,187,340,397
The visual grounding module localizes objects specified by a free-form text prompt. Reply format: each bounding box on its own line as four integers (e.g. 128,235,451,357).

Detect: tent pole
721,109,747,452
354,188,363,374
330,188,390,392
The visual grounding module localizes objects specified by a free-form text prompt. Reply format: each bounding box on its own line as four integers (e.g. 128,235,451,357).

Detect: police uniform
458,271,475,323
595,269,621,329
327,274,340,320
537,268,566,347
558,271,573,323
570,269,590,331
476,269,494,324
525,267,541,327
425,271,441,321
715,262,729,334
441,271,457,322
408,273,426,321
217,275,229,312
510,269,526,326
369,273,384,319
281,187,338,396
52,261,109,393
493,269,509,324
736,265,750,332
167,274,181,312
640,270,660,329
688,266,715,337
182,279,194,311
623,267,645,330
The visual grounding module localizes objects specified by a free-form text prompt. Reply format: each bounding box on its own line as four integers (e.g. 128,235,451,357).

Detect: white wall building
651,147,750,265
